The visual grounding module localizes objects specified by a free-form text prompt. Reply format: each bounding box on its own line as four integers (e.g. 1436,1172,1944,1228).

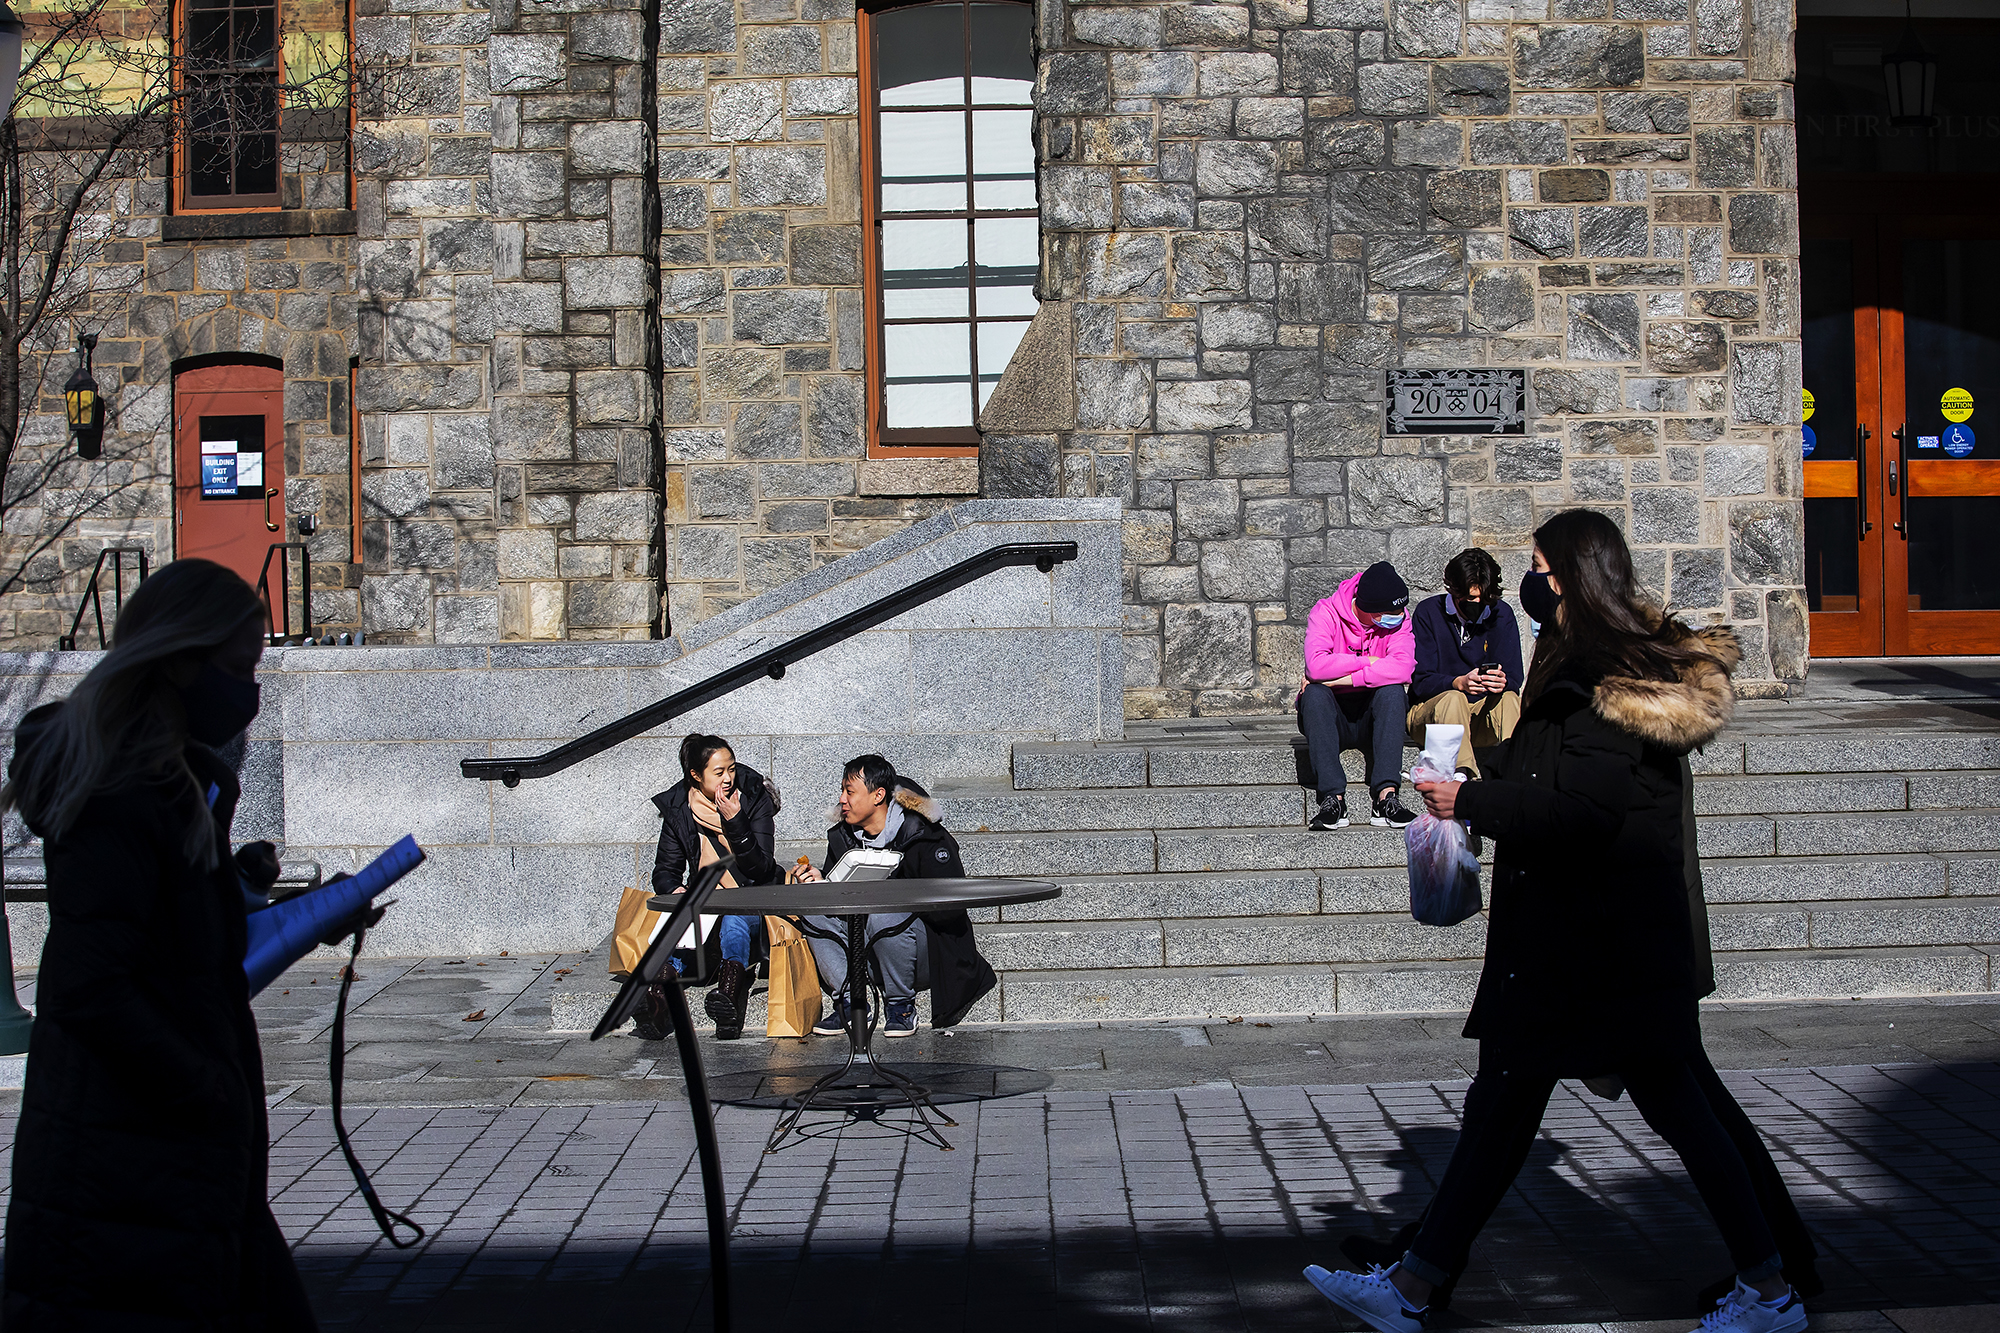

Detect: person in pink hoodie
1297,561,1420,830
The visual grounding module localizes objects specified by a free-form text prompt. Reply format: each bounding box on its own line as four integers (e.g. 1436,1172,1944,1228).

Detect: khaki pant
1406,689,1521,777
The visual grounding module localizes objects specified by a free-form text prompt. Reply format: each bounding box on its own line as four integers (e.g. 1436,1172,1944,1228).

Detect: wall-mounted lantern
65,333,103,460
1883,1,1938,128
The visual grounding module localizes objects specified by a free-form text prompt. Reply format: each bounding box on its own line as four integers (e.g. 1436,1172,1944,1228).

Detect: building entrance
172,362,284,594
1798,10,2000,656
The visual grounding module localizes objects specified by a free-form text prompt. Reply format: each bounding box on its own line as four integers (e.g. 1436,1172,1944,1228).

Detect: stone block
1200,51,1281,95
1073,5,1162,46
491,152,567,216
742,25,822,75
488,33,565,92
1727,193,1798,255
1470,265,1536,331
1040,52,1111,112
1509,206,1574,258
570,121,646,174
1367,235,1465,290
732,290,829,344
1195,140,1279,196
1312,120,1387,169
1471,120,1567,166
1728,500,1802,585
1075,360,1153,430
1568,292,1642,361
735,147,828,206
708,82,783,142
1158,381,1253,432
1434,61,1509,114
1729,340,1800,425
1087,233,1167,298
1348,456,1444,525
859,457,978,496
1200,539,1288,600
1578,205,1650,256
1045,167,1116,230
1277,264,1365,323
1357,62,1429,115
1391,120,1464,168
1392,0,1461,56
1513,23,1644,88
1429,171,1502,228
1121,182,1197,230
571,11,645,62
1329,171,1422,233
1162,601,1254,689
1294,400,1380,457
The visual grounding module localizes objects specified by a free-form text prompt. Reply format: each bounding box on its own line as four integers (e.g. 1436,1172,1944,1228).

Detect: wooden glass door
1802,209,2000,656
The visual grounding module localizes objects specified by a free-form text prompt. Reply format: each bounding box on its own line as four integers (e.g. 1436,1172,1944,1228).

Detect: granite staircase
921,718,2000,1024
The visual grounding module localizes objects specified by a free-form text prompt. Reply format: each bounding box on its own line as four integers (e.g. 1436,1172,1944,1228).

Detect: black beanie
1353,561,1410,613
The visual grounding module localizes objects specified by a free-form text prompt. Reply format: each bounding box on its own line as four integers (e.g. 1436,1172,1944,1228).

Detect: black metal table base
764,911,960,1153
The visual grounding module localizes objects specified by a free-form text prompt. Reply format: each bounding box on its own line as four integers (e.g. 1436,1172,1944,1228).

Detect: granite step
935,782,1309,834
975,896,2000,974
988,944,1996,1023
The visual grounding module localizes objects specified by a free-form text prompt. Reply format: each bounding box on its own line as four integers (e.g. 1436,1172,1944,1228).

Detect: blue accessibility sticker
1944,423,1976,458
1801,424,1816,458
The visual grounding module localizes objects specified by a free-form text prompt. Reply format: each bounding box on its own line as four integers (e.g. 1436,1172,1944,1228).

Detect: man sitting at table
794,754,996,1039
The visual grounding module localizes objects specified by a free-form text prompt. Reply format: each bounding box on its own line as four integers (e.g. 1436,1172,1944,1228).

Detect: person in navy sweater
1406,548,1525,778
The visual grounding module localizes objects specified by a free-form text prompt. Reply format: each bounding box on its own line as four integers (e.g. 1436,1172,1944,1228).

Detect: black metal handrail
257,541,314,645
57,546,149,650
462,540,1080,788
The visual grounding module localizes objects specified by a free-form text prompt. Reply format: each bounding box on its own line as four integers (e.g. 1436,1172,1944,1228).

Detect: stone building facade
0,0,1809,715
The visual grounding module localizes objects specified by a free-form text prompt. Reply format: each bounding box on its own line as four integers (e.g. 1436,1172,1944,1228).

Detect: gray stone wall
0,499,1122,957
983,0,1806,714
0,131,359,650
652,0,982,629
353,0,664,643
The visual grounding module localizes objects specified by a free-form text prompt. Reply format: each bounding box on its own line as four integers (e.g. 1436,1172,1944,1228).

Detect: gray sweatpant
803,913,930,1001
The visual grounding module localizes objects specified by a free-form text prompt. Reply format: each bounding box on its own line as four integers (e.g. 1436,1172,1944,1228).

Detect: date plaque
1386,369,1527,436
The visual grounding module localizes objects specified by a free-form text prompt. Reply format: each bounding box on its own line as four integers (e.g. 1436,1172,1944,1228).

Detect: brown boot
704,959,746,1039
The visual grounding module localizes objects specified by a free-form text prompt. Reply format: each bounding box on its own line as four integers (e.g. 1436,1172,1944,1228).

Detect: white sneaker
1692,1280,1807,1333
1303,1264,1426,1333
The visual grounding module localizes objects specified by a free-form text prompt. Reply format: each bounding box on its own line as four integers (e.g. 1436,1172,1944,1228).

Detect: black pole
660,976,730,1333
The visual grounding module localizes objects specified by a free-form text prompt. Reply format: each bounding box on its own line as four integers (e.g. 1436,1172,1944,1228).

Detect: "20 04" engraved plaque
1386,369,1527,436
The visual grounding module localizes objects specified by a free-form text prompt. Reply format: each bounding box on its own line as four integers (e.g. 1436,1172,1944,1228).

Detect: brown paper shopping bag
763,915,822,1038
609,886,659,976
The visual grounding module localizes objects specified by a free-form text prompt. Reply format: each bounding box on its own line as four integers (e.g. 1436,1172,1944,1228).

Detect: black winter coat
4,702,315,1332
650,763,783,895
1453,626,1740,1077
818,785,996,1028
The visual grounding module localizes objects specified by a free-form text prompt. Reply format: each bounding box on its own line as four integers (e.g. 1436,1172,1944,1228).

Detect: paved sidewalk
7,1059,1992,1332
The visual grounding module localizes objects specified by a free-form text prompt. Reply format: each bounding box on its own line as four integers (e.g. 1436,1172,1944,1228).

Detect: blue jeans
717,914,761,965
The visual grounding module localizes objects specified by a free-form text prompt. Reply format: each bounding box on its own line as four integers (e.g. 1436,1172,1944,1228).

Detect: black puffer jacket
4,702,315,1331
818,783,996,1028
649,763,782,894
1453,626,1740,1076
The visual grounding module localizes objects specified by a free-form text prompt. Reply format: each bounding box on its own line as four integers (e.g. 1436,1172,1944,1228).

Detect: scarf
687,784,739,889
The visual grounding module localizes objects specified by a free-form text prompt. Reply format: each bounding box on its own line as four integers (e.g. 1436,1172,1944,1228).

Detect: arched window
861,0,1038,450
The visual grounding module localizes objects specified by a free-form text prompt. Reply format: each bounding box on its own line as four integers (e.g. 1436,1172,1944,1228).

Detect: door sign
200,437,264,499
1802,389,1816,421
1942,387,1975,422
1802,424,1816,457
1944,423,1976,457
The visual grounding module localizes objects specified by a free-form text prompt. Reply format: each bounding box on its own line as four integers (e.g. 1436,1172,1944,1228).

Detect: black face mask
1519,570,1562,626
177,662,261,747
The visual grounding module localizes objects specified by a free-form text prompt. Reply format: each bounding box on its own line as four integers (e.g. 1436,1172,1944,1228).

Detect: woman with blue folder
2,559,317,1331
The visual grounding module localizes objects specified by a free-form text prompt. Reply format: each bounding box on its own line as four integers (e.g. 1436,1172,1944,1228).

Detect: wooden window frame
859,0,1036,459
173,0,284,213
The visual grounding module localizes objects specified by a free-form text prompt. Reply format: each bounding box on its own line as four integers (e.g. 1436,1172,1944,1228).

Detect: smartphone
1478,660,1499,672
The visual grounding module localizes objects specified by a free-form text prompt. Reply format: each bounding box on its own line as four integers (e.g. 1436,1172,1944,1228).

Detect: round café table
676,876,1060,1152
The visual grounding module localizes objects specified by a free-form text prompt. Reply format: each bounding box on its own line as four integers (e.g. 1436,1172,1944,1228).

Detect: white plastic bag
1405,724,1483,928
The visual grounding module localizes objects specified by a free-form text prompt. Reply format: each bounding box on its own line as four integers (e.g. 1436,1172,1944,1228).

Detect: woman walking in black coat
649,733,782,1039
1305,510,1806,1333
3,559,315,1331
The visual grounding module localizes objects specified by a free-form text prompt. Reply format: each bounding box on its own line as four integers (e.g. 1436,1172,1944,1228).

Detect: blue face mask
1374,613,1405,630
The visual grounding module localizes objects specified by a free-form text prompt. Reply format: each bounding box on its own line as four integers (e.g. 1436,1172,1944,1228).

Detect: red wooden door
174,363,283,591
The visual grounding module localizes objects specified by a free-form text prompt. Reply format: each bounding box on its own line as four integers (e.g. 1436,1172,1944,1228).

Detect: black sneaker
812,997,856,1036
1309,793,1349,830
884,998,918,1038
1372,789,1418,827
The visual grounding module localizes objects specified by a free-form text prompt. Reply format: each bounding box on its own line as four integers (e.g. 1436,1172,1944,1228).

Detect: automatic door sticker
1944,423,1975,457
1802,389,1815,421
1942,387,1975,422
1919,435,1941,449
1801,424,1816,458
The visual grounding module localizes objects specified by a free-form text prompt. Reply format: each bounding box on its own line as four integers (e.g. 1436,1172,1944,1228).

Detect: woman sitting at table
651,733,782,1040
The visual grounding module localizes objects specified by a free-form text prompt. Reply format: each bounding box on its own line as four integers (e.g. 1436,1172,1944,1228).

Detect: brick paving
8,1061,1986,1332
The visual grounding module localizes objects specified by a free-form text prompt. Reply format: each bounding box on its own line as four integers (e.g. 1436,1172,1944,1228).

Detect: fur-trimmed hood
826,780,943,829
1591,624,1742,753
